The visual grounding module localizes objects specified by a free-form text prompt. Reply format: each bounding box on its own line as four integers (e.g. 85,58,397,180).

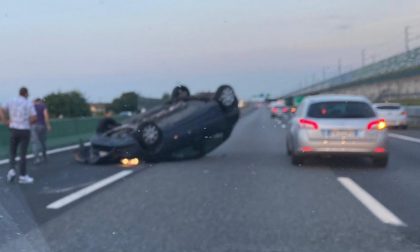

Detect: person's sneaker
18,175,34,184
7,169,16,183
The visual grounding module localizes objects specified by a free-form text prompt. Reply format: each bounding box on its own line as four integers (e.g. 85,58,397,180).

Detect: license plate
330,130,356,138
99,151,109,157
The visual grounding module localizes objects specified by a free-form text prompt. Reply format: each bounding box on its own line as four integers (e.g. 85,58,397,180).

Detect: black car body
76,85,240,163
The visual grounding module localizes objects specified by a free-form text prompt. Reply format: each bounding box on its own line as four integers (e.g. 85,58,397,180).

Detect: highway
1,107,420,252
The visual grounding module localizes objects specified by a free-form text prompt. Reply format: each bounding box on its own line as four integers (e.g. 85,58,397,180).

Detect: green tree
44,91,91,118
111,92,139,113
161,92,171,102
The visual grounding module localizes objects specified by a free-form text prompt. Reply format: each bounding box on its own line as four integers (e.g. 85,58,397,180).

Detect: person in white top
1,87,37,184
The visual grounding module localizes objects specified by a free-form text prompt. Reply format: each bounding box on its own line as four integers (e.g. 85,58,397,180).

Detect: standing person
31,98,52,164
1,87,37,184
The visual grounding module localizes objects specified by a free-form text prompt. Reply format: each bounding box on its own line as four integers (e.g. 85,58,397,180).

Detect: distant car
76,85,240,164
270,105,290,119
119,111,134,117
286,95,388,167
373,103,408,129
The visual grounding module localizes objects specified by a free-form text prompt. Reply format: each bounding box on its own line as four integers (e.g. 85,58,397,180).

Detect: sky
1,0,420,102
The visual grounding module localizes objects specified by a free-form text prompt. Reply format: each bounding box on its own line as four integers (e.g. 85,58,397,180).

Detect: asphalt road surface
1,107,420,252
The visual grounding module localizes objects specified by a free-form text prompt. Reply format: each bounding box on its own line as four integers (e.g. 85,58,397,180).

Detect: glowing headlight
121,158,130,165
120,158,140,167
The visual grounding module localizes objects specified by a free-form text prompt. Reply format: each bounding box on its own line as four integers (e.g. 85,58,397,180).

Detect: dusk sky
1,0,420,102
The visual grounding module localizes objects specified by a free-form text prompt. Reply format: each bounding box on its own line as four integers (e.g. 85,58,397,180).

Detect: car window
307,101,375,118
376,105,401,110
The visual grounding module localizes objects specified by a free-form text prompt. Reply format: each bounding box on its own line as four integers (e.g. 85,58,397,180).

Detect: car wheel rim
142,125,159,145
219,87,235,107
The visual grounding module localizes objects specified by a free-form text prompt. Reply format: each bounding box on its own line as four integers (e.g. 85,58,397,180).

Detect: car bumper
385,120,408,127
76,135,142,164
294,131,388,156
294,150,388,158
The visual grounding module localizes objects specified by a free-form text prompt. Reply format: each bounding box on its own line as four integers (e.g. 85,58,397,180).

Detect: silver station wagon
286,95,388,167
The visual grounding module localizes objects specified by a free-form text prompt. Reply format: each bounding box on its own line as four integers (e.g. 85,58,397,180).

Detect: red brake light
301,146,313,152
374,147,386,153
282,107,289,113
272,107,279,113
367,119,386,130
299,119,319,130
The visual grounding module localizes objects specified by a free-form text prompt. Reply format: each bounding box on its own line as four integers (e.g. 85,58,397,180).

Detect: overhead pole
361,49,366,67
405,26,410,52
337,58,342,75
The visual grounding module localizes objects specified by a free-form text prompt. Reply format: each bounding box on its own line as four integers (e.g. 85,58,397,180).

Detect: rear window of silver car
307,101,375,118
376,105,401,110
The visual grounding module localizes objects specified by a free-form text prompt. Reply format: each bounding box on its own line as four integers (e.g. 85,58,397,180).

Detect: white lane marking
388,133,420,144
338,177,406,227
0,142,90,165
46,170,133,210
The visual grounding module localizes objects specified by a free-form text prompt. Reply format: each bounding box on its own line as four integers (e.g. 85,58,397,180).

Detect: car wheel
214,85,237,110
171,85,190,101
137,122,162,150
401,125,408,130
372,155,388,168
291,153,303,166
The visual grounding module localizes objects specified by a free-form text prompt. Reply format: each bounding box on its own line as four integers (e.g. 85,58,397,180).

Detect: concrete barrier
406,106,420,127
0,116,125,159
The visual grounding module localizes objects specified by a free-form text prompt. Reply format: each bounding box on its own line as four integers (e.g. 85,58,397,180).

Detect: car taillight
367,119,386,130
282,107,289,113
272,107,279,113
401,111,407,116
374,147,386,153
301,146,313,152
299,118,319,130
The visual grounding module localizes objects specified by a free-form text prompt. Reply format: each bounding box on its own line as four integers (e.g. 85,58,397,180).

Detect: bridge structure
284,47,420,102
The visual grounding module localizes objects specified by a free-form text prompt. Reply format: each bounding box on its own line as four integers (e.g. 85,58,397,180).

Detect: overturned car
76,85,240,164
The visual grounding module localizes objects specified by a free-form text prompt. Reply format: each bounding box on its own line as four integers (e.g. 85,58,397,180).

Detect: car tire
372,155,388,168
214,85,238,111
171,85,190,101
291,153,303,166
401,125,408,130
137,122,162,150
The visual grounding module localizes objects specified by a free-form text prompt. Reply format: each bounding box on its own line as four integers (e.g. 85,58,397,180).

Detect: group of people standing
0,87,51,184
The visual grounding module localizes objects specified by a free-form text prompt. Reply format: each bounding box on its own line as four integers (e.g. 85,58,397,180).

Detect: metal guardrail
406,106,420,127
406,106,420,117
287,47,420,97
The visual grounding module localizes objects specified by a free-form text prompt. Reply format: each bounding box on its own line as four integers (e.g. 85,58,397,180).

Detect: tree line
44,91,169,118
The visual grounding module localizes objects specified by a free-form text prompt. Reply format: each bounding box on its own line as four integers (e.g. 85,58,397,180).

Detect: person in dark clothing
96,110,120,134
31,98,52,164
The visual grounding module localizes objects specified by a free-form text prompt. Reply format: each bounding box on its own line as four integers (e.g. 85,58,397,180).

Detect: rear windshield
375,105,401,110
307,101,375,118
